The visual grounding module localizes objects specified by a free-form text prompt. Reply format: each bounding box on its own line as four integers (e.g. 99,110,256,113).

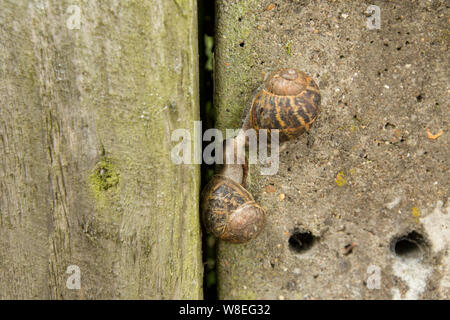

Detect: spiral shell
201,175,265,243
250,68,321,141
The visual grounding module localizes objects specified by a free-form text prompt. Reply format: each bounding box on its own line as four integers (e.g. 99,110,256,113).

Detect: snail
247,68,321,141
201,174,265,243
201,68,321,243
201,137,265,243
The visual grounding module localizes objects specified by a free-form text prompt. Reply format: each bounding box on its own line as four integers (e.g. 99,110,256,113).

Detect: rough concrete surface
214,0,449,299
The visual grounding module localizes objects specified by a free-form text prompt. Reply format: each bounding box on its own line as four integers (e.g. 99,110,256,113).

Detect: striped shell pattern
250,68,321,141
201,175,265,243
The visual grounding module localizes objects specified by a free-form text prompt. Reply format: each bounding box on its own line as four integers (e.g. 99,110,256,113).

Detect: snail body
201,175,264,243
249,68,321,141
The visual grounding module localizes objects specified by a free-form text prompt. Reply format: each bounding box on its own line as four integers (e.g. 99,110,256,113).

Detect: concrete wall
214,0,448,299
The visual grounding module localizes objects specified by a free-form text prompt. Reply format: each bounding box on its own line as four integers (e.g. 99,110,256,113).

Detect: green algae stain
285,40,293,56
89,158,119,198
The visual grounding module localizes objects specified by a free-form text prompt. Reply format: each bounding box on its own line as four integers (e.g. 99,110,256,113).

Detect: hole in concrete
391,231,427,260
289,230,317,254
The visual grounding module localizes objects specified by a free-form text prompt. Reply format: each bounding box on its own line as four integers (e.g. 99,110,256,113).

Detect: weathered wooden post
0,0,202,299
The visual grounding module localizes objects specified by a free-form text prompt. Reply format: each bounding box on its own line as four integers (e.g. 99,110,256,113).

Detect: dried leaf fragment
265,3,276,11
344,243,356,255
426,128,443,140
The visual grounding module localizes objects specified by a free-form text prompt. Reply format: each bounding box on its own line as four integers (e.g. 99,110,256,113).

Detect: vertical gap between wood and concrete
198,0,217,300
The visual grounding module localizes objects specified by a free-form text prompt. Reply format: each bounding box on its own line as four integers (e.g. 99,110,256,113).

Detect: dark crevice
198,0,216,300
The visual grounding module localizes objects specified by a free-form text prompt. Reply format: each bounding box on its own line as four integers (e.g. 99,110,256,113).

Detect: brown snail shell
249,68,321,141
201,175,265,243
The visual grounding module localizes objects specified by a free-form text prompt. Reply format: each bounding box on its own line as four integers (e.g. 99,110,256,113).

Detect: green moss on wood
89,158,119,195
